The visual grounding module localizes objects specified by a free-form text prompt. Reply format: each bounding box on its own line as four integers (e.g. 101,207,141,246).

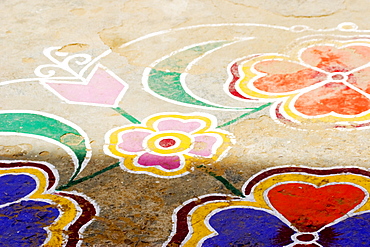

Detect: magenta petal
137,153,181,170
156,119,202,133
188,134,218,157
118,131,151,152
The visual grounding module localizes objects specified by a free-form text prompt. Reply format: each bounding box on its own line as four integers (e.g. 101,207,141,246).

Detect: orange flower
234,40,370,128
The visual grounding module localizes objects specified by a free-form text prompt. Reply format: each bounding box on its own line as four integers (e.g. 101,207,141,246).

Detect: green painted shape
0,113,87,179
149,70,230,109
147,41,254,110
154,42,228,70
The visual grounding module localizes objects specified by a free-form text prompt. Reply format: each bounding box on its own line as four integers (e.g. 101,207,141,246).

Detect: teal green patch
147,41,257,110
0,113,88,180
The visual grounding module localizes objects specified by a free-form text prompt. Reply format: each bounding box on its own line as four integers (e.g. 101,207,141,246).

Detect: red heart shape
267,183,366,232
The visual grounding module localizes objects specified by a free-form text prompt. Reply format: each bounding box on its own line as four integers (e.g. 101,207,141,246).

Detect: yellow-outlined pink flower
104,113,234,178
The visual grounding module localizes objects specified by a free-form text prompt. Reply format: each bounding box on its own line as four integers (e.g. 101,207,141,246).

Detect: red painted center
296,233,315,242
331,73,345,80
159,138,176,148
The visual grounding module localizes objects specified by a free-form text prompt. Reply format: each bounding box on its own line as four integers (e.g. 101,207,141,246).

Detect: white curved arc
147,40,230,68
0,110,92,179
57,190,100,247
143,40,257,111
0,160,98,247
288,85,370,120
0,22,367,90
119,22,370,50
78,49,112,78
162,194,244,247
223,55,263,102
0,132,86,181
179,38,256,109
35,48,113,87
40,47,84,80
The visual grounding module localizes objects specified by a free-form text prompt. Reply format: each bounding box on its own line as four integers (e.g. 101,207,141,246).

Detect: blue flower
203,207,370,247
0,174,60,246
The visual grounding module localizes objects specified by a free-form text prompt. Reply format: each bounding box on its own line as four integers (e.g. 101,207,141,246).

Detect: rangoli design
104,113,234,178
1,22,370,245
166,167,370,246
0,160,97,246
234,39,370,128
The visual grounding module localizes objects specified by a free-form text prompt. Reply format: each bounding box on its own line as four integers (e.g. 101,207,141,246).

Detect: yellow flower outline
104,113,234,178
169,167,370,246
237,39,370,125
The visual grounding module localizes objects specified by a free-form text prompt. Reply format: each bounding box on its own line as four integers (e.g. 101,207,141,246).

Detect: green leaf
144,41,255,110
0,111,91,181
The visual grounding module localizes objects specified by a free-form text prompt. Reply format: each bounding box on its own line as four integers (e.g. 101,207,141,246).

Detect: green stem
57,162,121,190
112,107,141,124
217,102,272,128
208,171,245,197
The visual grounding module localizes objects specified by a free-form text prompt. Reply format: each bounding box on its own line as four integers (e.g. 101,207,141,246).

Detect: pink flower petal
118,131,151,152
137,153,181,170
301,45,370,72
352,67,370,94
156,119,202,133
45,66,127,106
188,134,218,157
253,60,326,93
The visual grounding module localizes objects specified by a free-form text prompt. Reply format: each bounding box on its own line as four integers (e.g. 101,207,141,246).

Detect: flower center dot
331,73,345,80
159,138,176,148
296,233,315,242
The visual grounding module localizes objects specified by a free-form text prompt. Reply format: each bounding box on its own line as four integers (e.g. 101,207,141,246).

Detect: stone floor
2,0,370,246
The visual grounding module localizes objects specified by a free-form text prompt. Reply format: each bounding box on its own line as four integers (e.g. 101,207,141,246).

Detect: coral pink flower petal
253,60,326,93
301,46,370,72
118,131,151,152
137,153,181,170
294,82,370,116
352,67,370,94
156,119,202,133
188,134,218,157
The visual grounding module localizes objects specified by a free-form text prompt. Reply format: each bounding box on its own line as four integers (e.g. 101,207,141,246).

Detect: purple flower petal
0,200,60,246
202,207,294,247
318,212,370,246
0,174,37,205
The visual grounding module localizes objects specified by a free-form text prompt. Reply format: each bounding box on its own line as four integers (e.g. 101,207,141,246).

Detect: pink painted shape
137,153,181,170
301,45,370,71
156,119,201,133
46,67,126,106
189,135,218,157
118,131,151,152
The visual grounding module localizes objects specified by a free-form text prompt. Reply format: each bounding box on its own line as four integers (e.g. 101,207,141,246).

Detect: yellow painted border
106,114,233,177
237,39,370,124
183,172,370,246
0,167,78,247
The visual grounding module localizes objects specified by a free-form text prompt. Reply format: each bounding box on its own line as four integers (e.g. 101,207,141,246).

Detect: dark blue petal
318,212,370,247
202,207,295,247
0,200,60,246
0,174,37,205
